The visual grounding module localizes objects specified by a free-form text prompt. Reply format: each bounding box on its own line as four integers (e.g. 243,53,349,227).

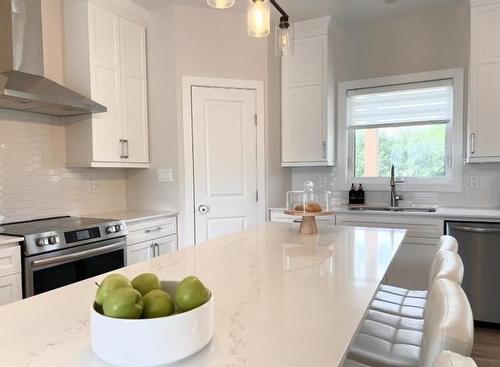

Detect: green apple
103,287,143,319
131,273,161,296
175,276,211,312
142,290,174,319
95,274,131,306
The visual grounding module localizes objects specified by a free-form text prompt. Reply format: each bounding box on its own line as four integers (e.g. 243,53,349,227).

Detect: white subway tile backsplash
0,111,127,223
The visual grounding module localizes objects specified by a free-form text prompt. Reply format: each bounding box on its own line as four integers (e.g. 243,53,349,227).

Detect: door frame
181,76,266,246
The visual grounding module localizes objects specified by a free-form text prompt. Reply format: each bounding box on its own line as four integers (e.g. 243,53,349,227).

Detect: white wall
292,3,500,209
126,5,291,241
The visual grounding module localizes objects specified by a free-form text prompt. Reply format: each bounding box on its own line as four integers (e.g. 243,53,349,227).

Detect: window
338,69,464,192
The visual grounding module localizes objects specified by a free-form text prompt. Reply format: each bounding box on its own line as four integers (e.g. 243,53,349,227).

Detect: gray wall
126,5,291,240
293,3,500,209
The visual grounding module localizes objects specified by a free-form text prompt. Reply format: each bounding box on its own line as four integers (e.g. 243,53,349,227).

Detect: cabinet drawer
335,214,443,238
0,273,22,306
0,245,21,278
127,217,177,245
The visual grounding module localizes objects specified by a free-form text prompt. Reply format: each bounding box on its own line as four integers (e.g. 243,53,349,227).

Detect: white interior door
192,86,258,244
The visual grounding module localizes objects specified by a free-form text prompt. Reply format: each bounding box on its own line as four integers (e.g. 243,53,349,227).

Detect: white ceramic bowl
91,281,214,366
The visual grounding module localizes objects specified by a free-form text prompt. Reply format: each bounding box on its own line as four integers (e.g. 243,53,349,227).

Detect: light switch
91,180,99,193
157,169,173,182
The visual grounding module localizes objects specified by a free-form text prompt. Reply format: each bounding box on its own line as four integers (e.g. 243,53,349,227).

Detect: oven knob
115,224,122,232
106,226,117,234
48,235,58,245
36,237,49,247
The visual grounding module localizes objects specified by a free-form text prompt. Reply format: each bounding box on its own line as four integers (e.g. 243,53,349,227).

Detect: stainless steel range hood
0,0,106,116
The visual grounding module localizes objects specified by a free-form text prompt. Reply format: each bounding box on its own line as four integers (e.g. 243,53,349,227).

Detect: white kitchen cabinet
0,241,22,306
467,0,500,162
153,235,177,257
126,215,178,266
126,240,154,265
64,0,149,168
335,214,443,289
281,16,334,167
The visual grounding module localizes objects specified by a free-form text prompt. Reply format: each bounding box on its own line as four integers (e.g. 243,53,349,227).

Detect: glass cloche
286,182,331,213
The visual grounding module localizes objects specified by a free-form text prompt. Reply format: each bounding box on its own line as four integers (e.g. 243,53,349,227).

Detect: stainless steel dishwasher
446,221,500,326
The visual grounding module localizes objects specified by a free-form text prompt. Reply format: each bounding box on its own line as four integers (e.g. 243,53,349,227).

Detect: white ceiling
131,0,466,24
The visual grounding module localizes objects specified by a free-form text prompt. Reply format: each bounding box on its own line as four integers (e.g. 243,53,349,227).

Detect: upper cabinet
468,0,500,163
63,0,150,168
281,16,335,167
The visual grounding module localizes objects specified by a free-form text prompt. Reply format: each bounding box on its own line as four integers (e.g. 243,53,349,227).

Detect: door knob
198,205,209,214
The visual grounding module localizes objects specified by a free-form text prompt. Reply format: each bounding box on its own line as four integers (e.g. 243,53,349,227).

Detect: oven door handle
30,241,125,269
449,225,500,234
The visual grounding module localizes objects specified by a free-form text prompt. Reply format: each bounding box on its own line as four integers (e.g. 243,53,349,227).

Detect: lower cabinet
0,273,22,307
0,243,22,306
125,215,178,266
126,235,178,265
335,214,443,290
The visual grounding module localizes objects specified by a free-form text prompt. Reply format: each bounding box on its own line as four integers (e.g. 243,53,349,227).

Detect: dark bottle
349,184,357,205
357,184,365,205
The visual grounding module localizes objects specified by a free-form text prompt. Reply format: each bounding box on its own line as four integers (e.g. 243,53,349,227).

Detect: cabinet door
282,35,327,166
120,18,149,164
468,4,500,161
126,240,153,265
153,236,177,257
0,273,22,306
89,4,122,162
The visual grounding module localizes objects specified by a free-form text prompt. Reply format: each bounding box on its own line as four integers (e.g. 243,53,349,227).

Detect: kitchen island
0,223,405,367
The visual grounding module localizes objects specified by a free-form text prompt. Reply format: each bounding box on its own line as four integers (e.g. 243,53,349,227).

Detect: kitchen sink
348,205,437,213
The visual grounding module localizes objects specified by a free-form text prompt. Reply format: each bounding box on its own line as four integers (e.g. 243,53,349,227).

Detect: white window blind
347,79,454,128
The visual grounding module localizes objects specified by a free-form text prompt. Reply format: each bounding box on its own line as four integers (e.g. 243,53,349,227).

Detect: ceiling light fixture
208,0,293,57
207,0,235,9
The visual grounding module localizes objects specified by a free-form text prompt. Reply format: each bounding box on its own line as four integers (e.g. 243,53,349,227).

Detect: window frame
337,68,464,192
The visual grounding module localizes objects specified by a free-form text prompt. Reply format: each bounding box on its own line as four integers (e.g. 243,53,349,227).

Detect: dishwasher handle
448,224,500,234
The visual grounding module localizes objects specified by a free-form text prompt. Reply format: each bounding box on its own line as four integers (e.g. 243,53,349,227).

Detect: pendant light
247,0,271,38
276,16,294,57
207,0,235,9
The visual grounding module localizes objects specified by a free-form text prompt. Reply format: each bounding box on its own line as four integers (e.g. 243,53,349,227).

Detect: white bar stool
433,351,477,367
347,278,474,367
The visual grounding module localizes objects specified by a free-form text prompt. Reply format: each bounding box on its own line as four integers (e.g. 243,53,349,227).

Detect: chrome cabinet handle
124,139,129,159
151,243,159,257
145,227,162,234
198,205,209,214
470,133,476,154
119,139,126,159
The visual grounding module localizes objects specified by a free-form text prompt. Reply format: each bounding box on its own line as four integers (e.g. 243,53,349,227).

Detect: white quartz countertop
0,234,23,246
0,223,405,367
272,206,500,220
83,209,178,223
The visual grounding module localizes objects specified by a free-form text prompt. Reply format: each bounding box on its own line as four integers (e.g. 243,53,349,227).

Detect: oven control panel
36,234,60,247
24,220,127,256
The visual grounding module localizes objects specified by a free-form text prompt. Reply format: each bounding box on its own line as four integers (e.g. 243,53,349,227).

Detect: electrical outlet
91,180,99,193
470,176,480,189
157,168,173,182
319,177,327,187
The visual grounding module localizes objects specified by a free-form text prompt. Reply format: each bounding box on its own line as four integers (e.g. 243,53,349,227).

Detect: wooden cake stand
284,210,335,235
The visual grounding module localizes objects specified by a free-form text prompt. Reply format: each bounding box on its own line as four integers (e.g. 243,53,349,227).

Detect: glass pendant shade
247,0,271,37
207,0,235,9
276,24,294,57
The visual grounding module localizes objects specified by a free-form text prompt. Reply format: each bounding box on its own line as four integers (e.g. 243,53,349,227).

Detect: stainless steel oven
0,216,127,298
24,237,126,297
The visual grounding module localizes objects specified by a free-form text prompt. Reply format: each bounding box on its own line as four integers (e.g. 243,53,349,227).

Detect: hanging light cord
268,0,290,29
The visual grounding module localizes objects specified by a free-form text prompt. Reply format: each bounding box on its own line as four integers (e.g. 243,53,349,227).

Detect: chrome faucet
390,165,404,207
